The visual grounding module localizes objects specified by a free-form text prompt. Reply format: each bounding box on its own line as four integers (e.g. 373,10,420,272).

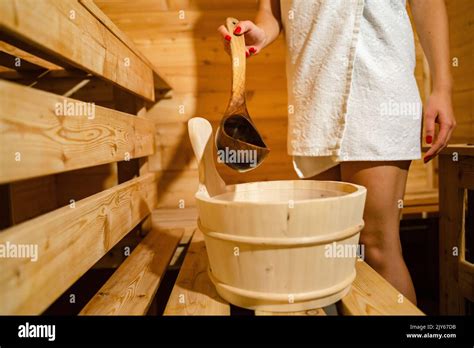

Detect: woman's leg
340,161,417,304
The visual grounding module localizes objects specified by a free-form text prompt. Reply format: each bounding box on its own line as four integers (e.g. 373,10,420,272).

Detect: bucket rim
195,179,367,206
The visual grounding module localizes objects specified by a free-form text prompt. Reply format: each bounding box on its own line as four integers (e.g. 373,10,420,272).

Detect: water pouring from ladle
215,17,270,172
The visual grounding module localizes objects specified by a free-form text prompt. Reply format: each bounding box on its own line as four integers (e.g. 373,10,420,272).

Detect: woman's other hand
423,90,456,163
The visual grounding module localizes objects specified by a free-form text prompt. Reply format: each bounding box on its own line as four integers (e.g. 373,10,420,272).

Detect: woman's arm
218,0,281,57
409,0,456,162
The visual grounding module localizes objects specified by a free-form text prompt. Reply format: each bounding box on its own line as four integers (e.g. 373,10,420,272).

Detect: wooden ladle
215,17,270,172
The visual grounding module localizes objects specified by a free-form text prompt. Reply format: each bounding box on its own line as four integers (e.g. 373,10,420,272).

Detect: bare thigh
340,161,411,254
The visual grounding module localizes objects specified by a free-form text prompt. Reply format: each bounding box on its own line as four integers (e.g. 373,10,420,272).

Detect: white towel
281,0,422,178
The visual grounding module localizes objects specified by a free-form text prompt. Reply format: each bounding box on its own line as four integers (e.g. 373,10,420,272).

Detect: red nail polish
245,51,249,58
249,47,256,54
423,155,432,164
426,135,432,144
234,26,241,34
225,35,231,42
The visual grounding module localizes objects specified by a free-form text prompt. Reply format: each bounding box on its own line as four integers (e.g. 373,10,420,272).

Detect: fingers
424,107,436,147
422,106,437,162
217,25,231,41
234,21,260,58
247,46,258,57
423,117,454,163
218,22,259,58
233,20,255,36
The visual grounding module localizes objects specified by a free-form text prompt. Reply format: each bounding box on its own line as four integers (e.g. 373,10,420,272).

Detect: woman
218,0,455,304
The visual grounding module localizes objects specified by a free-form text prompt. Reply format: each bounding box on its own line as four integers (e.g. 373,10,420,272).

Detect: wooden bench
77,207,421,316
0,0,170,314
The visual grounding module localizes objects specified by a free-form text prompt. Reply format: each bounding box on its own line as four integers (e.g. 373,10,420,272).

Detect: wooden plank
446,0,474,144
0,0,155,101
0,40,62,70
0,172,157,314
338,261,423,315
138,35,286,68
255,308,326,316
0,80,155,184
0,51,47,71
164,229,230,315
95,0,259,13
438,155,466,314
79,0,171,92
80,227,183,315
98,10,259,36
146,91,288,124
440,144,474,157
153,63,287,94
402,189,439,215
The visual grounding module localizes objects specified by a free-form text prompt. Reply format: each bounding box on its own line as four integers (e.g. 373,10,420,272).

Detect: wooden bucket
196,180,367,312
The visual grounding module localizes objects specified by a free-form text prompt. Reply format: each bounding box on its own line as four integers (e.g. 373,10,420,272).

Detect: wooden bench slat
0,0,155,101
164,228,231,315
0,40,62,71
0,80,155,184
78,0,171,93
338,260,424,315
152,207,197,244
0,172,157,314
80,227,183,315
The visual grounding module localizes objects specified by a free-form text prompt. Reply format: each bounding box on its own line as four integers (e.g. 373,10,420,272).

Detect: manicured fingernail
234,26,241,34
426,135,432,144
245,51,249,58
249,47,256,54
225,35,231,42
423,155,432,163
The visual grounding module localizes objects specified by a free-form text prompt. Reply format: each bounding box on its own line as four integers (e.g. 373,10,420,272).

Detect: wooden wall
446,0,474,143
96,0,472,209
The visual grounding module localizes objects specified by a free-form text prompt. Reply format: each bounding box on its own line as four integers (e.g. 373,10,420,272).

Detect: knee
359,226,403,270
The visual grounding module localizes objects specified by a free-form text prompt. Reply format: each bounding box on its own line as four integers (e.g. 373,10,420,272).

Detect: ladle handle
188,117,227,197
226,17,247,114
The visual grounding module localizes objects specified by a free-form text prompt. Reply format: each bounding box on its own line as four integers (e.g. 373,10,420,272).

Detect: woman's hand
423,90,456,163
218,20,268,58
410,0,455,163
